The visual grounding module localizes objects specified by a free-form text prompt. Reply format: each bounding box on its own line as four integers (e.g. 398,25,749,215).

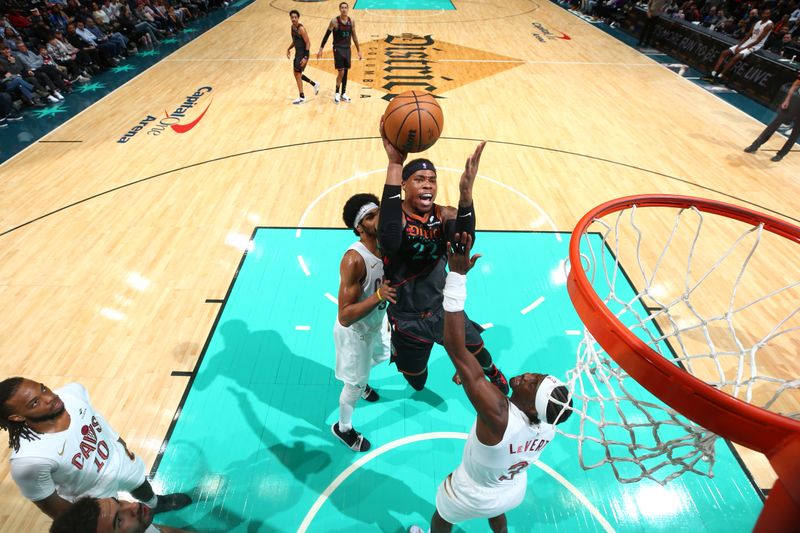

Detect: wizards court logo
321,34,522,101
117,86,213,144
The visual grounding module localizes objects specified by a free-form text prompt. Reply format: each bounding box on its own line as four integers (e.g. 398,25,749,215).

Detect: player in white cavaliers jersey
51,496,191,533
411,233,573,532
332,193,397,452
709,8,773,83
0,378,191,519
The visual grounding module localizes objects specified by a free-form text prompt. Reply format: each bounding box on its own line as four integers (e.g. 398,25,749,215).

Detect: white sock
338,383,363,432
711,70,717,76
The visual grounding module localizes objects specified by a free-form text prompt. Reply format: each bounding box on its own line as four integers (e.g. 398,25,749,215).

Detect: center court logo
321,34,523,101
117,86,213,144
531,22,572,43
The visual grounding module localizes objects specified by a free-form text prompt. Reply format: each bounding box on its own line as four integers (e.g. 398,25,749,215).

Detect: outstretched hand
380,116,408,165
447,232,481,275
459,141,486,198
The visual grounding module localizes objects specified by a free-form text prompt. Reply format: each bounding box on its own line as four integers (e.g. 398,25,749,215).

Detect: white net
558,203,800,485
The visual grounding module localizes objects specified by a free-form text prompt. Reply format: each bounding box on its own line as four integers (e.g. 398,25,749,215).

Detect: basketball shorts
333,47,351,70
730,43,761,57
435,469,527,523
334,318,390,388
293,54,307,73
389,308,484,375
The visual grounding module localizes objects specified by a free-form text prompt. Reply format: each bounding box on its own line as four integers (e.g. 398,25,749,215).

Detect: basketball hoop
565,195,800,532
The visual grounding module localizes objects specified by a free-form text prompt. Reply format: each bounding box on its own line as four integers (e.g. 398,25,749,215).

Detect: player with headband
332,193,396,452
410,232,573,533
377,117,509,395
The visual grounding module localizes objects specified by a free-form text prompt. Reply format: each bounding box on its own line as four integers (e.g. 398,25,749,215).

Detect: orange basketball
382,91,443,153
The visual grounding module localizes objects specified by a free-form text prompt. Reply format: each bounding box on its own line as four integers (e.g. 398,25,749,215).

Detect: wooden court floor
1,0,799,530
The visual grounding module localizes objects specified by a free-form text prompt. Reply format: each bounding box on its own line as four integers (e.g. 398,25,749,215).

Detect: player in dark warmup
377,117,509,395
287,10,319,105
316,2,361,104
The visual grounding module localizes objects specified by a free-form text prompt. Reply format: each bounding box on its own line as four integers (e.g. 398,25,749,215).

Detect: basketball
382,91,444,153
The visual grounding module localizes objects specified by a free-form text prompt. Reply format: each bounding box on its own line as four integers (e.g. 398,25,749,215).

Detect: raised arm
377,116,408,254
443,233,507,443
444,141,485,247
338,251,396,327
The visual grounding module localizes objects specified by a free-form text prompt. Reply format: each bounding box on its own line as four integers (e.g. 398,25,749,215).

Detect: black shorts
389,308,485,375
293,54,307,73
333,47,351,70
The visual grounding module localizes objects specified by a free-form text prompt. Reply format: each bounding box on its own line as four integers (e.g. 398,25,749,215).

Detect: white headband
353,202,378,229
534,375,566,425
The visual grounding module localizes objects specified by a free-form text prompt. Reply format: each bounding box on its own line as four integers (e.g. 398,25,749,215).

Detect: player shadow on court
193,320,338,428
152,440,280,533
231,388,435,532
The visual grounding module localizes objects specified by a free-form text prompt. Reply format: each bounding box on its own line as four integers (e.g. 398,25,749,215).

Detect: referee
744,72,800,162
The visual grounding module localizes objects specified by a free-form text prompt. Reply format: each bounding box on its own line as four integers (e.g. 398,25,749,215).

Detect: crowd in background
571,0,800,58
1,0,228,126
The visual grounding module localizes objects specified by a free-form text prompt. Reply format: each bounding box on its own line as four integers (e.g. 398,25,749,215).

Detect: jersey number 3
499,461,529,481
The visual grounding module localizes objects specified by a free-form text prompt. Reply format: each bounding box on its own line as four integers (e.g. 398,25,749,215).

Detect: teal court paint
354,0,455,10
152,229,762,532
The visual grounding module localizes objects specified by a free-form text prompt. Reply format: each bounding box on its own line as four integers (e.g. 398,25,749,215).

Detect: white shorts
730,44,761,57
334,317,389,387
435,469,527,523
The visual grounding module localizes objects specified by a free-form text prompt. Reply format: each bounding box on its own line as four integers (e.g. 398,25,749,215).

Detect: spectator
0,45,58,103
0,89,24,127
1,61,45,107
66,21,115,68
84,17,128,57
13,40,70,97
46,31,95,79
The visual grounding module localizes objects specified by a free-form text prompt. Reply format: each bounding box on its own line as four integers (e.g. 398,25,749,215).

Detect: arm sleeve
454,203,476,240
378,184,404,254
320,28,332,48
10,457,57,502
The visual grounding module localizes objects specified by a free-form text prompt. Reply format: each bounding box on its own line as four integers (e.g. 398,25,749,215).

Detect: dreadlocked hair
0,377,41,452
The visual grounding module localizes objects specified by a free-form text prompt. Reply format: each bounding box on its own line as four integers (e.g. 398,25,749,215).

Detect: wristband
376,288,383,302
443,272,467,312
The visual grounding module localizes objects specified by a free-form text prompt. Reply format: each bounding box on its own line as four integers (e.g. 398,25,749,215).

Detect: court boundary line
4,136,797,238
297,431,616,532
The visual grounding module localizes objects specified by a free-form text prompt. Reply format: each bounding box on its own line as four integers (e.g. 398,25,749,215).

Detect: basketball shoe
341,94,351,103
332,423,370,452
361,384,379,402
485,365,509,395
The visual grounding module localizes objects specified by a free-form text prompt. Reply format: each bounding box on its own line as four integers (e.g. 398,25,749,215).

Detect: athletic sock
342,70,348,95
299,92,304,98
301,74,313,84
145,495,158,508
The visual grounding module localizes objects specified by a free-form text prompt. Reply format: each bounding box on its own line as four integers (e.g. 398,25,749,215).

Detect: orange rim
567,194,800,456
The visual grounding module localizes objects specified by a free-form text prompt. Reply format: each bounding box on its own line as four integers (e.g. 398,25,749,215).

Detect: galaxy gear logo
321,34,522,100
118,86,213,144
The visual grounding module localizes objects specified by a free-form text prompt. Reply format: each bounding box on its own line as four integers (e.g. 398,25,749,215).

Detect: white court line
297,255,311,276
565,329,582,336
295,325,311,331
163,57,658,67
297,432,615,533
520,296,545,315
481,322,494,329
325,292,338,304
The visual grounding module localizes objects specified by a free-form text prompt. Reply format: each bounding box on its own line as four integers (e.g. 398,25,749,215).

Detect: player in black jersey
377,117,509,395
316,2,361,104
287,10,319,105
